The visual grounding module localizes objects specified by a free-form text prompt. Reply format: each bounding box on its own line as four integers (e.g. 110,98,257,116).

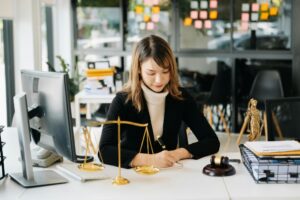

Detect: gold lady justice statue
79,117,159,185
237,98,264,144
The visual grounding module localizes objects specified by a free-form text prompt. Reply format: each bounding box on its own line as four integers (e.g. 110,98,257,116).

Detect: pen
157,136,166,150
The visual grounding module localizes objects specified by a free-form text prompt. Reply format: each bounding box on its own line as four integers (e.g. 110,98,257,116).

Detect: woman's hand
153,150,178,168
169,148,192,160
130,148,192,168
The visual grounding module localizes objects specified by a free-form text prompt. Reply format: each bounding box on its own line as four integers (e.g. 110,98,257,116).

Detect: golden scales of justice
77,116,159,185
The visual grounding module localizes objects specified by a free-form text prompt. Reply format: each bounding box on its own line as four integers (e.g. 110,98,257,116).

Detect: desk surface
1,128,300,200
75,90,116,102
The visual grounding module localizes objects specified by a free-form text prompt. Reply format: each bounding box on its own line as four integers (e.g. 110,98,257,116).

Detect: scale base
10,170,68,188
112,176,130,185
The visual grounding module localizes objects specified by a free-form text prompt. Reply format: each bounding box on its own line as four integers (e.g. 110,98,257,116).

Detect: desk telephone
31,146,63,167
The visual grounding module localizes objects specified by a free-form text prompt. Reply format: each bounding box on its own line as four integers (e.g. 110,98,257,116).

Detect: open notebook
57,163,110,182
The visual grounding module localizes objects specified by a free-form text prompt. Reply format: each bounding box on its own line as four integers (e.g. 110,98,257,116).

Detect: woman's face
140,58,170,92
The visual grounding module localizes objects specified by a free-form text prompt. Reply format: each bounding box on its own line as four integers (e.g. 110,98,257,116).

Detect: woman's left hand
169,148,192,160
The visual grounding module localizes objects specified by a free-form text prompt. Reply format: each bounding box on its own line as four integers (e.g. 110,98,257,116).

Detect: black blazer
99,88,220,168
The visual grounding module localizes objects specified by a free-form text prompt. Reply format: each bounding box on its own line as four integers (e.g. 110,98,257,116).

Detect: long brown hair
123,35,182,112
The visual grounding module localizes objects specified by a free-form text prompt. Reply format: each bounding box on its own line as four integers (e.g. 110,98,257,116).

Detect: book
244,140,300,157
57,163,110,182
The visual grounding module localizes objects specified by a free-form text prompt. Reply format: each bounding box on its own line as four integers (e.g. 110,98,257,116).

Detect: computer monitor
10,70,84,188
265,97,300,141
20,70,76,161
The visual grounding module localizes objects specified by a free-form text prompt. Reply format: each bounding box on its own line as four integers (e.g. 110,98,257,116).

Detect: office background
1,0,300,132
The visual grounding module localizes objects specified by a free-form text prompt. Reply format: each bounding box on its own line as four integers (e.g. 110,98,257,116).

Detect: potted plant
47,56,83,102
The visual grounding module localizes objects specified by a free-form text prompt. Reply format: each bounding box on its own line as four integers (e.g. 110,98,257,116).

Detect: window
72,0,295,132
235,58,292,100
178,0,231,49
179,57,224,74
178,57,232,91
75,1,121,51
126,0,172,50
233,0,292,50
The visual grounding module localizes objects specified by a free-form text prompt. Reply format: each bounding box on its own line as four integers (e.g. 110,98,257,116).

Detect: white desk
1,128,300,200
224,164,300,200
74,91,115,128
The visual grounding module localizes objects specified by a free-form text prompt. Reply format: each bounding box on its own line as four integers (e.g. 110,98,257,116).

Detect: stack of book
240,140,300,183
84,68,116,94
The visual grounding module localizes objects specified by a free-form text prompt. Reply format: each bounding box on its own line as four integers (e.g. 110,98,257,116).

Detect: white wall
0,0,14,19
13,0,73,94
53,0,73,73
13,0,42,94
0,0,14,125
0,63,7,126
1,0,77,125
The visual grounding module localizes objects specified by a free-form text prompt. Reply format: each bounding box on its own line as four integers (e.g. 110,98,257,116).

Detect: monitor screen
265,97,300,141
21,70,77,162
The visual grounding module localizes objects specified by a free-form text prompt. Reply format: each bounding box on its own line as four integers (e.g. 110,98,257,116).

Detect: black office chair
203,67,231,134
249,70,284,107
248,70,284,140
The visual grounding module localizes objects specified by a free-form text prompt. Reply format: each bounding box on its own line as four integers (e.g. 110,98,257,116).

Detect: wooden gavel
210,155,241,167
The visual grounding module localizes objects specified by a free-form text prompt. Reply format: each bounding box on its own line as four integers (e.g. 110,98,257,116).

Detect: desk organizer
240,144,300,183
0,125,6,180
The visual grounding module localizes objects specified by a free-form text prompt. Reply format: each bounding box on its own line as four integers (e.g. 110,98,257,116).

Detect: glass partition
126,0,172,50
235,58,292,100
178,57,232,92
75,1,121,50
178,0,231,49
233,0,292,50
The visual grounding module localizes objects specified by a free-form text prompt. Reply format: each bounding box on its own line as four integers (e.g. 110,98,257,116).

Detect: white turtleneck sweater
141,83,169,140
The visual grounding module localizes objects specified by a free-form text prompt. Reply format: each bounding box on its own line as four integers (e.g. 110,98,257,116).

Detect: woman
99,35,220,169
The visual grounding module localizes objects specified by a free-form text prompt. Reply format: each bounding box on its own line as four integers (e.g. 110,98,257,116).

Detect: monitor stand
10,93,68,188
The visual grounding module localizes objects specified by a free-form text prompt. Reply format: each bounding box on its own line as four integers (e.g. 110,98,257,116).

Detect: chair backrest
249,70,284,102
207,68,231,105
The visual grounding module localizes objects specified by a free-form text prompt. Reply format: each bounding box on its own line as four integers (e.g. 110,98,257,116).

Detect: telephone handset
31,146,63,168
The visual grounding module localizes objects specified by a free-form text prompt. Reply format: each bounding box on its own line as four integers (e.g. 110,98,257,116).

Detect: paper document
244,140,300,156
57,163,110,182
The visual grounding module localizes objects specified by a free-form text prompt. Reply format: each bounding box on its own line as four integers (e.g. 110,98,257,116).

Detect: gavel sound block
202,155,240,177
